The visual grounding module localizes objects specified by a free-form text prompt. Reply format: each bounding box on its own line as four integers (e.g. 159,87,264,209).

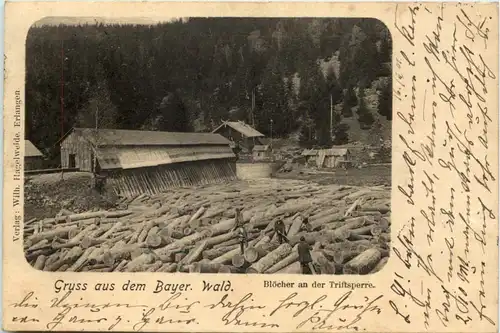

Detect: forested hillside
26,18,392,158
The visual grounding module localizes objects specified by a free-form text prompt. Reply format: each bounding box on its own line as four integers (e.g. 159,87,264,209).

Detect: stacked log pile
24,179,391,274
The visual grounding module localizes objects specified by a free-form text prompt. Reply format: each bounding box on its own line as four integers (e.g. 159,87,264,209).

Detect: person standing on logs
274,219,288,244
238,225,249,255
297,236,313,274
231,207,244,232
299,216,312,233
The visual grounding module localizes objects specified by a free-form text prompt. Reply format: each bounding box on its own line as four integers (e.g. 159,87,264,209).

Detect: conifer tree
357,88,375,129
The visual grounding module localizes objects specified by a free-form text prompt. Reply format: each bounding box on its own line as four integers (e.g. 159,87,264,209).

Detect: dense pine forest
26,17,392,159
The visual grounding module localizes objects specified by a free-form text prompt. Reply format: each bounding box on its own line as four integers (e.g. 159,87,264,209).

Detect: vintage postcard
2,1,498,332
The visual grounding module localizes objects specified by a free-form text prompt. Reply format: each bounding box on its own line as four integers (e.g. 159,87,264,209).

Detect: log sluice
108,160,237,198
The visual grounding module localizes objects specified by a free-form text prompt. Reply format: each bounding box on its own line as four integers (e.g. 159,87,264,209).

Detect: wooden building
252,145,272,161
212,121,265,152
58,128,237,197
25,140,44,170
301,148,351,168
317,148,351,168
301,149,318,166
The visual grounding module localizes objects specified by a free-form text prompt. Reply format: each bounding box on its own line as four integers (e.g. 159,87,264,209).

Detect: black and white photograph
24,16,392,275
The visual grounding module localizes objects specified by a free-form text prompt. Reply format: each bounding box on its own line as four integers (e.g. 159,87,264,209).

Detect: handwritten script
3,3,499,333
392,2,497,331
9,289,384,331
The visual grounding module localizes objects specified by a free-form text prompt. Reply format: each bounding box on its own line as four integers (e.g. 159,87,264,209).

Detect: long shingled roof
72,128,231,146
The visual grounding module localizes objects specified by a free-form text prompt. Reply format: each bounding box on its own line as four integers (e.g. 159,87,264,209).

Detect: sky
33,16,183,27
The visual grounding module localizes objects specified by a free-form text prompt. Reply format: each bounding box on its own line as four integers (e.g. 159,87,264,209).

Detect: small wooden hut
252,145,272,161
25,140,44,170
301,149,318,166
318,148,351,168
212,121,265,152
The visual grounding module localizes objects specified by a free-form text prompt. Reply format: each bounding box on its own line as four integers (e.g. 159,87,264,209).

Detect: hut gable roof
302,149,318,156
212,121,264,138
70,128,231,147
253,145,270,152
324,148,350,156
25,140,43,157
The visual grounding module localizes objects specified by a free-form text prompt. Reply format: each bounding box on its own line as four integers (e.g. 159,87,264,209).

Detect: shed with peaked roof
212,121,265,151
317,148,351,168
59,128,237,197
252,144,272,161
301,149,318,166
25,140,44,170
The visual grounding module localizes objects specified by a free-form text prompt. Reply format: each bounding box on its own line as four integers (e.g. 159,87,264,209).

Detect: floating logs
24,178,391,274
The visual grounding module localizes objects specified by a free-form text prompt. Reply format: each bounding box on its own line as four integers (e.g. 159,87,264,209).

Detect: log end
81,236,93,249
246,267,259,274
243,247,259,263
146,234,162,248
232,254,246,268
218,265,233,273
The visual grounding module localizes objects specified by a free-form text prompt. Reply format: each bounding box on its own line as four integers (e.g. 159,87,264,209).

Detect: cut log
211,238,260,264
309,213,344,231
333,216,367,235
380,232,391,243
126,253,156,272
28,239,50,252
370,257,389,273
67,247,94,272
213,238,241,248
203,208,226,219
232,254,248,268
311,251,335,274
379,217,390,229
189,207,206,224
28,225,79,244
288,231,322,246
275,261,302,274
64,211,106,222
208,218,238,236
183,227,193,236
205,231,237,247
146,261,164,272
265,244,299,273
321,229,350,244
181,241,208,265
113,260,128,272
33,255,47,270
343,248,382,275
97,222,123,240
146,234,165,248
359,205,390,214
344,198,362,217
348,226,374,237
190,260,223,273
370,225,383,236
286,216,304,238
203,245,239,260
218,265,241,273
154,229,212,256
188,219,202,230
168,215,190,229
174,253,186,263
247,243,292,273
158,263,178,273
